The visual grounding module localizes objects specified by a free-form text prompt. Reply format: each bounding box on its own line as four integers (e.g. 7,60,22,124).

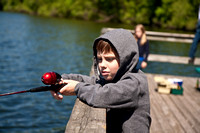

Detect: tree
0,0,198,30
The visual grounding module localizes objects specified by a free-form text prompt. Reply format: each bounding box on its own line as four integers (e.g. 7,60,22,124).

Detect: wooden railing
148,54,200,65
101,28,194,43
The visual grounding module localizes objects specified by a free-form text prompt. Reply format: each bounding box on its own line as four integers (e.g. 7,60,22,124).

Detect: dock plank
161,95,185,132
148,54,200,65
169,94,199,132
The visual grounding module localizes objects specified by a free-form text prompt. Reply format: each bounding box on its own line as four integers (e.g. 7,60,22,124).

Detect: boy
51,29,151,132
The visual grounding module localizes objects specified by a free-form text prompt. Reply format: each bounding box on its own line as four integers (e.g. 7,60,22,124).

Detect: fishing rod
0,72,65,97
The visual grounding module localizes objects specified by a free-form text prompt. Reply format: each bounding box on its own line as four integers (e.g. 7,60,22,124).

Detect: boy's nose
99,60,107,68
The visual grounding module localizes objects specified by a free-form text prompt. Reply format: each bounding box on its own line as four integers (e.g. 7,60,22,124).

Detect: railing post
65,99,106,133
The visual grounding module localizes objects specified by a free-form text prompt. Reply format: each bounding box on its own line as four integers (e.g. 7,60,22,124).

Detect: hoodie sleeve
61,73,96,84
74,73,147,109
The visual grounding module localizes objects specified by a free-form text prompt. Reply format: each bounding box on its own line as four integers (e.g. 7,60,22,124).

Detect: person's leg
189,32,200,58
189,21,200,63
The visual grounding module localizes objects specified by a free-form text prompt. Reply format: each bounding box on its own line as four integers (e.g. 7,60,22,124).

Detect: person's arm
75,73,147,109
143,41,149,62
50,73,96,100
61,73,96,84
140,41,149,68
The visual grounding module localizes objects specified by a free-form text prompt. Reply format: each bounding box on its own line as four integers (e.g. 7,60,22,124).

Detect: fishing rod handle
29,84,66,93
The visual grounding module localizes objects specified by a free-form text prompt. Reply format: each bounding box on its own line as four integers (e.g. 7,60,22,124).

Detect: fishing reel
40,71,65,92
41,72,62,85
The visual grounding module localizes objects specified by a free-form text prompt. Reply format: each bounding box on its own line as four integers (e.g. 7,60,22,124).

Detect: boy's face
97,50,120,81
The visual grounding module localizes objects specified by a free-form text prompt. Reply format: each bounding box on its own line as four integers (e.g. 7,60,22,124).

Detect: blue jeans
136,57,144,70
189,20,200,58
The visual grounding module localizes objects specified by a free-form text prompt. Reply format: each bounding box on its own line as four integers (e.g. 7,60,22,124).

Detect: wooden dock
65,74,200,133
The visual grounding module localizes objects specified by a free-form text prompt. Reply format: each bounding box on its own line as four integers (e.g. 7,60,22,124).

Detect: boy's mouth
101,71,109,76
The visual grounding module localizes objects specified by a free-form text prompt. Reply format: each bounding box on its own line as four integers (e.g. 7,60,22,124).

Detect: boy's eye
106,57,115,62
97,57,102,62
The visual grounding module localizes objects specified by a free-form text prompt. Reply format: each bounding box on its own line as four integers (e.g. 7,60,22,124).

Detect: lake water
0,12,199,133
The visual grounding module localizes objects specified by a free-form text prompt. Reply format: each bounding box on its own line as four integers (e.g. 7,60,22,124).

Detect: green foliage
0,0,199,30
119,1,136,24
133,0,154,25
153,0,198,30
153,0,174,27
169,0,194,29
37,0,73,17
70,0,95,20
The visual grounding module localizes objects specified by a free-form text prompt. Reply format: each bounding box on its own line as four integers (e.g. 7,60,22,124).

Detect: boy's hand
51,79,79,100
50,91,63,100
59,79,79,95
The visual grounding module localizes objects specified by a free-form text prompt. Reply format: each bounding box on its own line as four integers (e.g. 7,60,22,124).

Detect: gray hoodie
62,29,151,133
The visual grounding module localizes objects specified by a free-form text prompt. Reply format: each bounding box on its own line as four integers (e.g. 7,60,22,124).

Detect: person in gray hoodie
51,29,151,132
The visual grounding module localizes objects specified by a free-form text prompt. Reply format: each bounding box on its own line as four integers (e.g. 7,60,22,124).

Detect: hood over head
93,29,139,82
